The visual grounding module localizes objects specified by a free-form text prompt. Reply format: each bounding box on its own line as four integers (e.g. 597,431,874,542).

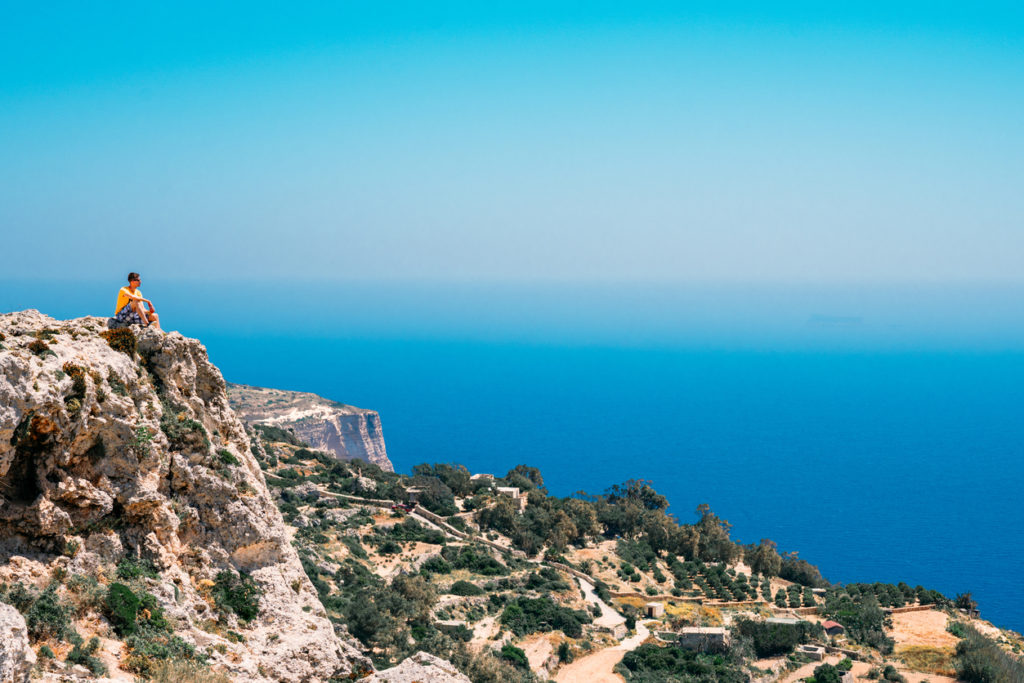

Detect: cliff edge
227,383,393,472
0,311,370,681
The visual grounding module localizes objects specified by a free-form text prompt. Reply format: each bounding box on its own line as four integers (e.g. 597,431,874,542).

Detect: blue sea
4,280,1024,632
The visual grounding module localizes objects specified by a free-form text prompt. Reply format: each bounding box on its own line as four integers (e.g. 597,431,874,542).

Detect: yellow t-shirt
115,287,143,314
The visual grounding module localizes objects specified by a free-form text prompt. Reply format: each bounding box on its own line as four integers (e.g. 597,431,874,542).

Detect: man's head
127,272,141,286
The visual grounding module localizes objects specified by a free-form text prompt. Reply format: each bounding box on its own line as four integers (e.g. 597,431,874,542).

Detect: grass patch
897,645,955,677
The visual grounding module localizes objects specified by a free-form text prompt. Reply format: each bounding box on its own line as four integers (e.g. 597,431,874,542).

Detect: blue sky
2,2,1023,283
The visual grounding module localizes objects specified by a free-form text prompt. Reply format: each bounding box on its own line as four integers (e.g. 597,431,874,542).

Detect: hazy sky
2,2,1023,283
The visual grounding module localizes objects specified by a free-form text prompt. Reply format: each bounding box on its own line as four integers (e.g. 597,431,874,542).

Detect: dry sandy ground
367,541,442,577
781,656,956,683
553,649,627,683
890,609,959,648
520,634,555,671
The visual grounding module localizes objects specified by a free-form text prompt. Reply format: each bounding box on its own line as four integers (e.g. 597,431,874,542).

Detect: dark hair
127,272,140,283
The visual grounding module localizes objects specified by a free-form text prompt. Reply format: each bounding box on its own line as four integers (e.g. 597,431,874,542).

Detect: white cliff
227,383,393,472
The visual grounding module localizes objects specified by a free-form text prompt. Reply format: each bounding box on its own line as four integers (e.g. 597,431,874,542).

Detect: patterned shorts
115,303,144,325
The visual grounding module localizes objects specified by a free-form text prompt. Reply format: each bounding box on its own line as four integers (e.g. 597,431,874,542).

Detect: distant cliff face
0,311,370,681
226,383,393,472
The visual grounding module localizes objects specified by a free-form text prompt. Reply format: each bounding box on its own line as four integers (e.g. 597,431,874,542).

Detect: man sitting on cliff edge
114,272,160,329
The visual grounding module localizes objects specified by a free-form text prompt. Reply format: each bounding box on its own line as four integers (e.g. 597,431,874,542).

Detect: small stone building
645,602,665,618
798,644,825,661
676,627,729,652
822,620,845,636
496,486,528,512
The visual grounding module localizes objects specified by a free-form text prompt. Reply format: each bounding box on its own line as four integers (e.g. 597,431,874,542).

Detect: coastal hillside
226,383,392,473
2,311,1023,683
253,432,1024,682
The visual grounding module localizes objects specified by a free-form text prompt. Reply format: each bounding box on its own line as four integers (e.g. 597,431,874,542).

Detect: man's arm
122,288,154,309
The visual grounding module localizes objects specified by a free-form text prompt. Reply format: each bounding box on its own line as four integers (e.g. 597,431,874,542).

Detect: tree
694,505,739,563
412,463,473,496
478,496,518,536
563,498,600,540
408,474,458,516
607,480,669,511
747,539,782,577
505,465,546,492
955,592,978,611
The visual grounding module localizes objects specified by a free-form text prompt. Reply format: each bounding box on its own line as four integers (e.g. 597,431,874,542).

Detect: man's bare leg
130,300,149,326
131,301,160,329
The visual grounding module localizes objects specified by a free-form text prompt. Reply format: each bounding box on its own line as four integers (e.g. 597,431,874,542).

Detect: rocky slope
227,383,393,472
0,311,370,681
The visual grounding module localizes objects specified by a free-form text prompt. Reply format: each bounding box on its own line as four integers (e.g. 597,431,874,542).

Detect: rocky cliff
226,383,393,472
0,311,370,681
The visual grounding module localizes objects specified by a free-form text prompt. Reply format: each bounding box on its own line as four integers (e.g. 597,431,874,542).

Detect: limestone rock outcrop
0,603,35,683
227,383,393,472
364,651,472,683
0,311,371,681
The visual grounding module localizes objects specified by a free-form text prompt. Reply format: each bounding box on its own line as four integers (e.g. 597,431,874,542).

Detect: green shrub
106,583,141,636
67,635,107,676
618,643,747,681
217,449,240,466
812,663,842,683
499,644,529,669
449,580,484,596
420,556,453,575
117,556,160,581
441,546,508,576
379,539,402,555
159,398,208,452
947,621,969,638
212,571,261,622
107,370,129,396
735,619,823,658
954,623,1024,682
500,596,591,638
25,585,72,641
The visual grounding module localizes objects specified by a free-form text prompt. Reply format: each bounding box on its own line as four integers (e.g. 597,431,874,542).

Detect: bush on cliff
106,583,141,635
99,327,137,355
211,571,261,623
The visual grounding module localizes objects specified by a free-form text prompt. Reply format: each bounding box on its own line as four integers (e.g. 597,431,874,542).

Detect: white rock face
227,383,393,472
0,311,371,681
0,603,35,683
364,651,472,683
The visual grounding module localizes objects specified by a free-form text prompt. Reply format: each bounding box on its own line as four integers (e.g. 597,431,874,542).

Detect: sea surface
3,280,1023,632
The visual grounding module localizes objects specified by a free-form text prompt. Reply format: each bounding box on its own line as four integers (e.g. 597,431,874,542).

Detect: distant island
0,310,1021,683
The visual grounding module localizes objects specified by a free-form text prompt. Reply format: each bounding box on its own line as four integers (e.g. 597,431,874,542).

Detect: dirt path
578,577,626,631
554,649,628,683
